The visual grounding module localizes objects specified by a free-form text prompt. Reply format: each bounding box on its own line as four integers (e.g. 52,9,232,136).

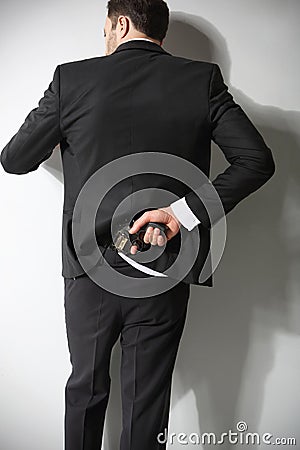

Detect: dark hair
106,0,169,42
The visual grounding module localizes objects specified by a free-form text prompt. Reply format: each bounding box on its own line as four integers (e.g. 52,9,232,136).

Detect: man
0,0,275,449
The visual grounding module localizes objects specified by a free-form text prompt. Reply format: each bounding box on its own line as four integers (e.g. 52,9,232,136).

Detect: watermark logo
157,421,297,446
71,151,227,297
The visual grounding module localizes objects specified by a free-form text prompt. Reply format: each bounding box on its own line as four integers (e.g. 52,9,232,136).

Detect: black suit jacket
0,39,275,286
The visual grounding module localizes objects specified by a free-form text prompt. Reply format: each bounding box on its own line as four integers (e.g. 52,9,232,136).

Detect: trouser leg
119,281,190,450
63,275,122,450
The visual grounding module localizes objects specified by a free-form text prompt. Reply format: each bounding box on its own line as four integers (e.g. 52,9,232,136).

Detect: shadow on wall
44,11,300,450
163,12,299,450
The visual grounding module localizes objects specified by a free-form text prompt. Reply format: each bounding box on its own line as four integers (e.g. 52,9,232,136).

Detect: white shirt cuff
170,197,200,231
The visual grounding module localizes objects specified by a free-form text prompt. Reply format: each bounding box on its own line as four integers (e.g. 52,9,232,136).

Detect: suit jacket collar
112,39,171,56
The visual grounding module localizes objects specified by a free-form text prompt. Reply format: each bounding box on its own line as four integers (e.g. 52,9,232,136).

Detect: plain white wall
1,1,299,449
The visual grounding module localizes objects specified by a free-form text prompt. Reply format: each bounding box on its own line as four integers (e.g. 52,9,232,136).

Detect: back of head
106,0,170,42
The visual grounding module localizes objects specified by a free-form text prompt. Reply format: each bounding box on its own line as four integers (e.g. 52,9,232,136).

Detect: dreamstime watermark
157,421,297,446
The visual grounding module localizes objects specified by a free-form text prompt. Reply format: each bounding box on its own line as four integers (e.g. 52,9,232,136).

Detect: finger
150,227,161,245
143,226,153,244
157,235,166,246
130,245,138,255
129,211,166,234
128,212,151,234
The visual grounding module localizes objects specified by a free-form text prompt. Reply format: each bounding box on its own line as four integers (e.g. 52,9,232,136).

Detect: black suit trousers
63,246,190,450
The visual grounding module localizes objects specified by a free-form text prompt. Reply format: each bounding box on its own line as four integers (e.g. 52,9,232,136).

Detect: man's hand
128,206,181,255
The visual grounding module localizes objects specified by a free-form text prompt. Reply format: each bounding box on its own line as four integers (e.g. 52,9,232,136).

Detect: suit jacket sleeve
0,65,63,174
183,63,276,229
